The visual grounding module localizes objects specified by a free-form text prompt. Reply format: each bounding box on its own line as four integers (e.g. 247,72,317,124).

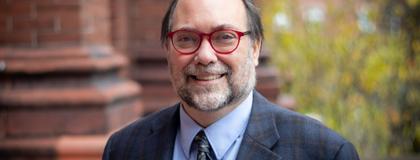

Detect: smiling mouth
191,74,226,81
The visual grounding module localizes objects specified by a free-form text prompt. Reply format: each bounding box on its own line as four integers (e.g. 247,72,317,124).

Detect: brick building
0,0,279,159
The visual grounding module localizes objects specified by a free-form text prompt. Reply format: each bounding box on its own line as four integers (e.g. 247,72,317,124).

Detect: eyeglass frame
167,29,251,55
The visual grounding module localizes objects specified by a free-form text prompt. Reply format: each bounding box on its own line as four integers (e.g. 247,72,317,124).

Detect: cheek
219,47,251,73
168,52,194,73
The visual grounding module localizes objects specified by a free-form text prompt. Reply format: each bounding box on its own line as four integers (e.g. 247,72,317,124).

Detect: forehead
172,0,247,31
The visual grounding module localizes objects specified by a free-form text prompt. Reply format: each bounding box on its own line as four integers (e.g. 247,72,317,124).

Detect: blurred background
262,0,419,159
0,0,418,159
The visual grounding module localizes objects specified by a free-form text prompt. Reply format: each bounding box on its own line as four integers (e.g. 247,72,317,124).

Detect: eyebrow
212,24,240,30
174,24,241,32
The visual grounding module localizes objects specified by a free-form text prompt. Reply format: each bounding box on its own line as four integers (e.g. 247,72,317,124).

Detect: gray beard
177,61,256,112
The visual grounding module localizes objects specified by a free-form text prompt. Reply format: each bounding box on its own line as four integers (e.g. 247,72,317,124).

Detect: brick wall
0,0,114,47
0,0,142,159
127,0,177,113
1,0,78,47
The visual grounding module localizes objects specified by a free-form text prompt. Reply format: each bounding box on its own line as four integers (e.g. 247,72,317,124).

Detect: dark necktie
193,130,215,160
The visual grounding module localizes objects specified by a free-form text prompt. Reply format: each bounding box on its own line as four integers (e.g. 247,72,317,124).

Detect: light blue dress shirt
172,91,253,160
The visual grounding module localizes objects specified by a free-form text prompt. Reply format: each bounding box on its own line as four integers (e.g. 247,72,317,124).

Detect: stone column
0,0,142,159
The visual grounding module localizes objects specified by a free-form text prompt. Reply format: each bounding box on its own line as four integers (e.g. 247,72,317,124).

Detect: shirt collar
179,91,253,159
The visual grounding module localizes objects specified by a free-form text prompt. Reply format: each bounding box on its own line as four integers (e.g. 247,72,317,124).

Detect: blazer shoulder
270,104,348,144
110,104,179,142
103,104,179,159
254,92,347,144
253,92,358,159
273,108,358,159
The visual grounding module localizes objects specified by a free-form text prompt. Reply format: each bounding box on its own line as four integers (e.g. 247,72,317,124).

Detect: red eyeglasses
167,29,251,55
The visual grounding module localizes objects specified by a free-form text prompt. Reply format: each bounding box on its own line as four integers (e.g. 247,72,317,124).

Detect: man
103,0,360,159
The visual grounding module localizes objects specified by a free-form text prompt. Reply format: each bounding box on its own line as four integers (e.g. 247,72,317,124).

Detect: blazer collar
140,91,281,160
236,91,282,160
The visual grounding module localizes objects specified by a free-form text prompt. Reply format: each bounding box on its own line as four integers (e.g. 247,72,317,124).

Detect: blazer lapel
141,105,180,160
236,91,282,160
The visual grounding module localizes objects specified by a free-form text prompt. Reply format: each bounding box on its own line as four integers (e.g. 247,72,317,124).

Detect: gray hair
160,0,264,47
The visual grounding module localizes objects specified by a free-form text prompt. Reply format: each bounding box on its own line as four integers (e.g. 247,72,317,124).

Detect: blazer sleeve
333,141,360,160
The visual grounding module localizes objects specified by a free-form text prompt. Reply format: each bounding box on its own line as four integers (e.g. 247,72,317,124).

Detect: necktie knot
193,130,215,160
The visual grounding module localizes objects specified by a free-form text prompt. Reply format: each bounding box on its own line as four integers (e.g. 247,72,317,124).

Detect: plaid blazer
103,91,359,160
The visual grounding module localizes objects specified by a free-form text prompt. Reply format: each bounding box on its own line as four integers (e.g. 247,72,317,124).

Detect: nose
193,38,218,65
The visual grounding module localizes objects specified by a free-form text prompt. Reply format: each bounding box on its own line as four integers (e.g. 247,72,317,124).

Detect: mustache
184,63,231,75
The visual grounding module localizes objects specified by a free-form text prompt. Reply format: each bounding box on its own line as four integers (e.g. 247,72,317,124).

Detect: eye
220,33,235,40
172,31,199,49
176,35,195,42
213,31,237,44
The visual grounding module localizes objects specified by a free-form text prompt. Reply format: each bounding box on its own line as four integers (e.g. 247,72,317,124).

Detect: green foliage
261,0,418,158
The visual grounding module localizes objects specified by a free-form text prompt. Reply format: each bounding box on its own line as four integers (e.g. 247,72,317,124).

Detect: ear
251,40,262,66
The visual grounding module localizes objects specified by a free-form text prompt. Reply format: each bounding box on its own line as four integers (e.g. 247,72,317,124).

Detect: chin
179,84,233,112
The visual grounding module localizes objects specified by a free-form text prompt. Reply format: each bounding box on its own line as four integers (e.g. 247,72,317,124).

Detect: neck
181,97,248,127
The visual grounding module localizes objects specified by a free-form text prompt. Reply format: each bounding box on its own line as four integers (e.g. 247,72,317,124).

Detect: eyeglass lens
172,30,240,54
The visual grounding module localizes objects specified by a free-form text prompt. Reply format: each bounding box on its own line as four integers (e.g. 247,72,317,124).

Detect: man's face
167,0,260,111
